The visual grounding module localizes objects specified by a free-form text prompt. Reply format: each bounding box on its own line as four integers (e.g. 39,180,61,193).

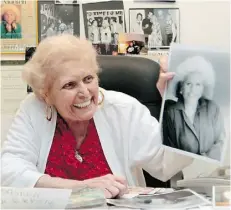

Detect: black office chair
97,55,170,188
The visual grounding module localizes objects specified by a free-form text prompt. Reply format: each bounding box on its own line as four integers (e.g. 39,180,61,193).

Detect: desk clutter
1,186,215,209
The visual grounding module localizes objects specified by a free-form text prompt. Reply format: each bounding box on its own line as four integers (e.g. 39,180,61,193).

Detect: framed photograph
129,8,180,48
82,1,125,45
160,43,230,163
37,1,80,42
1,0,37,54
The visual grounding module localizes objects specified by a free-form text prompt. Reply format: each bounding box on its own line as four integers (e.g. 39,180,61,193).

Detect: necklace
75,150,83,163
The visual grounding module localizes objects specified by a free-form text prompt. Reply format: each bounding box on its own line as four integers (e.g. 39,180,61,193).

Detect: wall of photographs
1,0,178,58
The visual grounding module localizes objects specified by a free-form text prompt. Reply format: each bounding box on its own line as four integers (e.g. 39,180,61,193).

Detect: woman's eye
83,76,94,83
63,82,76,89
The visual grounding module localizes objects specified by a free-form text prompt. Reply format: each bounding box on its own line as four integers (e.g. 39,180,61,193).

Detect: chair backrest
97,55,170,188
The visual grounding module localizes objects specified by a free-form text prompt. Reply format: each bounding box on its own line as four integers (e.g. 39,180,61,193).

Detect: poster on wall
37,1,80,42
160,44,230,163
82,0,125,47
1,0,37,54
129,8,180,49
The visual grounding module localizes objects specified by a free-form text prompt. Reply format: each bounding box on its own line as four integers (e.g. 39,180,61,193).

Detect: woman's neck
184,99,198,109
183,99,198,123
66,120,90,149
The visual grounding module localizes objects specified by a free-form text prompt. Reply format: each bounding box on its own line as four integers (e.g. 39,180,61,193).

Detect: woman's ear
43,92,52,105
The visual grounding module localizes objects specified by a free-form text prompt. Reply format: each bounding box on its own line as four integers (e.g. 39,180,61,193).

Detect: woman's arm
162,106,179,148
35,175,83,188
1,96,127,198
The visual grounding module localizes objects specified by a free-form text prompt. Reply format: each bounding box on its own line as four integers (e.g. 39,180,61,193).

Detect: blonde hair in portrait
1,4,21,24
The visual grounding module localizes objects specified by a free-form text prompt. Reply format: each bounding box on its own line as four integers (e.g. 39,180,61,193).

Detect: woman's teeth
74,100,91,108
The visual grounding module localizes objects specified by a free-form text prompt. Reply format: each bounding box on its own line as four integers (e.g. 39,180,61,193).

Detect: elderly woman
1,35,192,198
163,56,225,161
1,4,22,39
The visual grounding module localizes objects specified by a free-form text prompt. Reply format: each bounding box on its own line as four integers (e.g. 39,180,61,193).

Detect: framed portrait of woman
1,0,37,54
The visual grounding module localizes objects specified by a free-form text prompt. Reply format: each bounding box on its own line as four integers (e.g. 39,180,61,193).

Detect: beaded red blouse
45,114,112,180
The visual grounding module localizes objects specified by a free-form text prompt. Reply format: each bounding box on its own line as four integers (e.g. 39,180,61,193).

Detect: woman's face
137,14,142,21
92,20,97,27
102,19,109,28
4,10,16,24
48,62,99,123
181,72,204,101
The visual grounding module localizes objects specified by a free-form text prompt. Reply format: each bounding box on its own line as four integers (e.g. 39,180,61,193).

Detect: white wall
1,0,230,178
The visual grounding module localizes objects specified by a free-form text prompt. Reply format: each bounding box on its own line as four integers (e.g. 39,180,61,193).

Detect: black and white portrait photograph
86,9,125,45
160,44,230,163
37,1,80,42
129,8,179,48
107,189,209,208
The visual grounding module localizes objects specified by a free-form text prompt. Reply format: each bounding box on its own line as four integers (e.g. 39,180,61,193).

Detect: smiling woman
1,34,193,199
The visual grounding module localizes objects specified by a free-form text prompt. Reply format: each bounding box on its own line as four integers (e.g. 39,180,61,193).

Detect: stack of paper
66,187,106,209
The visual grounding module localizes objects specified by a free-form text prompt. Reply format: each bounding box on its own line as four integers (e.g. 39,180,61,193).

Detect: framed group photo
37,0,80,42
82,0,125,46
129,8,180,49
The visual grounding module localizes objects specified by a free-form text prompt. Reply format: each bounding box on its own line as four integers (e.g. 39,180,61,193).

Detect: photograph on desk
37,1,80,42
129,8,179,48
107,189,210,209
160,43,230,163
82,0,125,45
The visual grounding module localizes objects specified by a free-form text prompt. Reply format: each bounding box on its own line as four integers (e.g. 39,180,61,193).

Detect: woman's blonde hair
22,34,99,100
1,4,21,23
176,56,215,100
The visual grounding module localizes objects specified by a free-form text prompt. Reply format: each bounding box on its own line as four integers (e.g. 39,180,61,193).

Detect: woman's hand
6,23,12,32
82,174,128,198
156,56,175,98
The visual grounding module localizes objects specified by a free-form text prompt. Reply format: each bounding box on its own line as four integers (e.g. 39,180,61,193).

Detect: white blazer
1,89,192,187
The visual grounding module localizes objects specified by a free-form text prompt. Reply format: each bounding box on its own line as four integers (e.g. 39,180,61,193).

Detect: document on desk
1,187,72,209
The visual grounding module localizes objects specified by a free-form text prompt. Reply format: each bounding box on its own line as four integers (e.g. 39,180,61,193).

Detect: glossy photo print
129,8,179,48
160,44,230,163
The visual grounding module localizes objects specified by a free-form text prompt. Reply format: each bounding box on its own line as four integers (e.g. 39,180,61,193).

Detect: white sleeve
129,101,193,182
1,103,45,187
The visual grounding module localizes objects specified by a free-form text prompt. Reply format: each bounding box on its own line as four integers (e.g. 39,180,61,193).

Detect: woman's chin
71,105,97,121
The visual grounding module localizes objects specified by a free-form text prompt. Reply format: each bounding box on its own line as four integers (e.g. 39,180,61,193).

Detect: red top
45,114,112,180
